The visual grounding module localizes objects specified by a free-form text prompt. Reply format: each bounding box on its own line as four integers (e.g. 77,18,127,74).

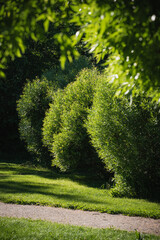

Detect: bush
42,68,103,172
17,57,92,166
86,78,160,199
17,77,56,166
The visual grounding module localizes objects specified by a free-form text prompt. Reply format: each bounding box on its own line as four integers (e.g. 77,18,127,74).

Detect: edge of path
0,202,160,236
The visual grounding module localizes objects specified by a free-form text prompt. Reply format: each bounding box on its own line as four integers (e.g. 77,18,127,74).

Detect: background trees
0,26,61,156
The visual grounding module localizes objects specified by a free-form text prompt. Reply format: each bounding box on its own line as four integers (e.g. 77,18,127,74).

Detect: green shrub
86,78,160,199
17,57,92,166
42,68,103,172
17,77,56,166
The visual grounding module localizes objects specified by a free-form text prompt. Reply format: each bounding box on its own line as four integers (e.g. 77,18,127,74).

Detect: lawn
0,162,160,218
0,217,160,240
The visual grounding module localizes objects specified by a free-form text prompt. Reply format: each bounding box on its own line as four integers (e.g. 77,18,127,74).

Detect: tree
70,0,160,101
1,0,159,101
0,0,79,77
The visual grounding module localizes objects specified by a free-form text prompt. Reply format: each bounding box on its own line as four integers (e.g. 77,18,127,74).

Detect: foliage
17,57,91,165
0,162,160,218
17,77,55,166
0,17,92,155
86,78,160,198
70,0,160,101
43,68,102,171
1,0,159,102
0,31,61,154
0,0,79,77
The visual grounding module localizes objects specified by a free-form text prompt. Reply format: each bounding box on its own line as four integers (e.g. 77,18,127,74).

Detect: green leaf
60,55,66,69
36,14,45,22
0,70,5,78
0,63,6,69
31,32,37,41
67,54,72,63
15,48,21,57
47,15,54,22
43,19,49,32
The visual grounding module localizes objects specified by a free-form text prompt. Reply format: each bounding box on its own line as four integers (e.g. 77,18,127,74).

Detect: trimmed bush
17,77,56,166
86,78,160,199
42,68,103,172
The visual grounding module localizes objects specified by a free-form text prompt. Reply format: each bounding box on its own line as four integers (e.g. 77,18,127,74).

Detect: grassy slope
0,217,160,240
0,162,160,218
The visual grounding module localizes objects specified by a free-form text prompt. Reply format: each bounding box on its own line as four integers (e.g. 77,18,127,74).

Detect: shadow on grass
0,162,111,206
1,162,159,204
0,162,107,189
0,179,110,206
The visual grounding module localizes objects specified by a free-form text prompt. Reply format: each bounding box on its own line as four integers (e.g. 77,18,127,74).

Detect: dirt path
0,202,160,236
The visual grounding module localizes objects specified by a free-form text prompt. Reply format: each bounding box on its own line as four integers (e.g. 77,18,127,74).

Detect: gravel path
0,202,160,236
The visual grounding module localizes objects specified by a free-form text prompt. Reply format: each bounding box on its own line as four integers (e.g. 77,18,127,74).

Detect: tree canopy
69,0,159,101
0,0,79,76
1,0,160,100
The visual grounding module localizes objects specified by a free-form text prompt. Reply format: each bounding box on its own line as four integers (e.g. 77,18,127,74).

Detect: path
0,202,160,236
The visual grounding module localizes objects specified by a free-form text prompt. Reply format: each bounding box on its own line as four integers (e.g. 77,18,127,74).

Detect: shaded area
0,162,109,189
0,162,110,207
0,180,109,205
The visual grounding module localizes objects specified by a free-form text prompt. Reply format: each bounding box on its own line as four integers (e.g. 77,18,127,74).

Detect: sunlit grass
1,217,160,240
0,162,160,218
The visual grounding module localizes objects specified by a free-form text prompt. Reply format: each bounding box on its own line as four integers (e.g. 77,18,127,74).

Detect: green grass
0,217,159,240
0,162,160,218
